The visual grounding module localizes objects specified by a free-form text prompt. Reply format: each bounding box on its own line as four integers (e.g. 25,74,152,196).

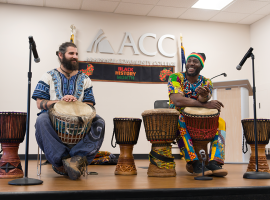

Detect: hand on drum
205,100,224,112
61,95,77,102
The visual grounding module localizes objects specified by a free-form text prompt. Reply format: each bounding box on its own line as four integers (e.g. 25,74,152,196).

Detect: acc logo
87,29,176,58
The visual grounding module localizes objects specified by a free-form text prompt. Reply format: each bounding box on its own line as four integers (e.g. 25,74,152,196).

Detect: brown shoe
52,165,67,175
62,155,88,180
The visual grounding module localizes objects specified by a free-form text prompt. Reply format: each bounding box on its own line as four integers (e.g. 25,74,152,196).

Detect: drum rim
113,117,142,121
241,119,270,122
141,109,180,116
182,110,220,118
0,112,27,115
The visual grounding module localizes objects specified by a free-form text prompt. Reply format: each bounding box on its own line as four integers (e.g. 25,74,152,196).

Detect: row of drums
0,100,270,179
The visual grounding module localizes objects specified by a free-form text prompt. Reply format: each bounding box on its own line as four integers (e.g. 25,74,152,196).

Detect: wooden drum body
49,101,96,145
241,119,270,172
182,107,219,172
0,112,26,178
142,109,179,177
112,118,141,175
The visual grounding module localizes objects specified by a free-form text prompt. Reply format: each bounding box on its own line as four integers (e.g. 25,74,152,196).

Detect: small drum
142,109,179,177
182,107,219,171
0,112,26,178
111,118,141,175
49,101,96,145
241,119,270,172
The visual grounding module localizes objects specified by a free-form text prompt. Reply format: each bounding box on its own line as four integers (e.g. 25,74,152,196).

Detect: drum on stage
182,107,219,173
111,118,141,175
49,101,96,145
142,109,179,177
241,118,270,172
0,112,26,178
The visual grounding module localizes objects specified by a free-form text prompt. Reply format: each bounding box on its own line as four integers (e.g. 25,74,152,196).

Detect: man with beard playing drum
168,52,228,177
32,42,105,180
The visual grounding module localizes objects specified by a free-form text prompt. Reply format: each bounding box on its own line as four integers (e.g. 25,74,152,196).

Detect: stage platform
1,159,270,200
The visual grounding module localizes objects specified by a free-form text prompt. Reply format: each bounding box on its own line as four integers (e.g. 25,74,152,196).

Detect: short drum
49,101,96,145
0,112,27,178
111,118,142,175
142,109,180,177
242,118,270,172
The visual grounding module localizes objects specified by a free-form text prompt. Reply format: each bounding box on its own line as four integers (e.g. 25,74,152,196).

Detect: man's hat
187,53,206,68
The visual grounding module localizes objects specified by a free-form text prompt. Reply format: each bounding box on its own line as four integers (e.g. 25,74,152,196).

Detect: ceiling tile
238,14,265,24
209,11,249,23
114,2,154,16
7,0,43,6
121,0,159,5
45,0,82,10
254,3,270,14
180,8,219,21
157,0,198,8
223,0,269,14
148,6,186,18
81,0,119,12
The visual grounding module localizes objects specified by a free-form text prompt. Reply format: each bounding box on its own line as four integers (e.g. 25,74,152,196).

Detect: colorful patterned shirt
32,69,95,115
168,72,213,113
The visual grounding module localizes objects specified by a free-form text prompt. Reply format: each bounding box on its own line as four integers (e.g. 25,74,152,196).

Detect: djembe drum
142,109,180,177
241,119,270,172
49,101,96,145
0,112,26,178
182,107,219,173
111,118,141,175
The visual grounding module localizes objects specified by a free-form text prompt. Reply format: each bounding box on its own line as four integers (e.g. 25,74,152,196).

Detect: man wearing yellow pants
168,52,228,177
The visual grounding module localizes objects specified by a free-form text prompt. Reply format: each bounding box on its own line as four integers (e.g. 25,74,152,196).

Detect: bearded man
168,52,228,177
32,42,105,180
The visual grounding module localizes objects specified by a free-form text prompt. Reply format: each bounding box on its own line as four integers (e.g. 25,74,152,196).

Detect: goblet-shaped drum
182,107,219,172
241,119,270,172
49,101,96,145
111,118,141,175
142,109,179,177
0,112,26,178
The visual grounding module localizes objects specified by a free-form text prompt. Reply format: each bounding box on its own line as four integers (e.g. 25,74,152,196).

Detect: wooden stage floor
1,159,270,200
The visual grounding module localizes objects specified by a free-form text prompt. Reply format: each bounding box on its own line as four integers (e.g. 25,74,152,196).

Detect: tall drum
182,107,219,173
142,109,179,177
49,101,96,145
0,112,26,178
111,118,141,175
241,119,270,172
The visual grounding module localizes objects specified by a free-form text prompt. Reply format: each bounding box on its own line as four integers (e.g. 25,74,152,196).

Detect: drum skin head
142,109,180,116
54,101,94,117
184,107,218,115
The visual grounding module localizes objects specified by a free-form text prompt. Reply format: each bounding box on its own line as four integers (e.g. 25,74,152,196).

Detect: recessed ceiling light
192,0,234,10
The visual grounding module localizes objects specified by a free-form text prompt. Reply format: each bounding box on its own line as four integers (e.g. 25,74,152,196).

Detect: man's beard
186,67,201,77
61,55,79,71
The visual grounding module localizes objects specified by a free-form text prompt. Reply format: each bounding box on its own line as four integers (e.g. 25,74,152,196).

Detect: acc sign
87,29,176,58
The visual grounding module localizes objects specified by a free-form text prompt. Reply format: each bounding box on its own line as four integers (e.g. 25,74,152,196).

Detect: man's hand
61,95,77,102
204,100,224,111
195,82,210,98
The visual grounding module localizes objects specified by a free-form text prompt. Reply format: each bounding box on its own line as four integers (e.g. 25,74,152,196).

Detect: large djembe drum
182,107,220,173
49,101,96,145
111,118,141,175
142,109,179,177
0,112,26,178
241,119,270,172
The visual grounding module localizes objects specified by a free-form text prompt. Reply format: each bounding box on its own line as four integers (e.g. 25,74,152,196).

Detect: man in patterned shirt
32,42,105,180
168,52,228,177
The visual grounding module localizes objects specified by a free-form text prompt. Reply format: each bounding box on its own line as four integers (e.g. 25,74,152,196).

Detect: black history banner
79,61,175,84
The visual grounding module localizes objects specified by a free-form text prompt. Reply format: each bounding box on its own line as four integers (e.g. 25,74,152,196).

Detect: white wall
251,15,270,149
0,3,251,155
